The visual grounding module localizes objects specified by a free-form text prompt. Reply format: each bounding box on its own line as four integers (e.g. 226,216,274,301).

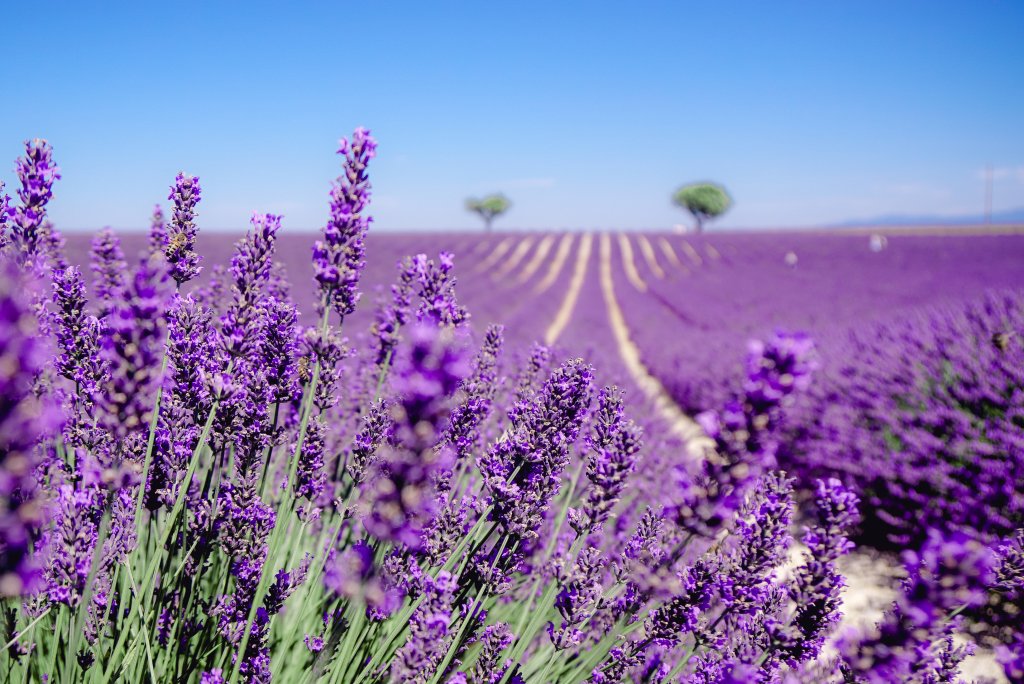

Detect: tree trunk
695,215,704,234
485,216,493,232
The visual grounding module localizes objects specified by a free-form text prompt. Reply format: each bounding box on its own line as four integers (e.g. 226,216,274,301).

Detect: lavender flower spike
372,256,416,366
97,254,170,446
479,358,594,541
569,385,642,535
841,530,997,682
313,127,376,320
443,323,504,463
220,212,281,358
0,261,61,596
90,227,128,319
412,251,469,327
148,204,167,255
324,541,402,616
8,139,61,260
391,571,458,683
51,266,106,401
362,324,469,549
165,172,202,286
0,181,11,250
295,416,326,503
767,478,861,664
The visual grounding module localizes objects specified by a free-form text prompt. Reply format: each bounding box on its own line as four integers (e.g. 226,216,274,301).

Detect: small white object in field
869,234,888,252
784,251,798,268
673,224,687,234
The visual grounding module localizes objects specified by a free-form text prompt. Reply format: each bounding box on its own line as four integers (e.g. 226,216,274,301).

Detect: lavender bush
1,133,1022,684
781,292,1024,549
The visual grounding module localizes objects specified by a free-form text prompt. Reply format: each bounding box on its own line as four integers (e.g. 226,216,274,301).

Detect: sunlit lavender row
1,133,1023,684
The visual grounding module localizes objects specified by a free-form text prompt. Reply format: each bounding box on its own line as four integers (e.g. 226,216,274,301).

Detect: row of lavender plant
0,134,1022,683
616,229,1024,557
776,292,1024,550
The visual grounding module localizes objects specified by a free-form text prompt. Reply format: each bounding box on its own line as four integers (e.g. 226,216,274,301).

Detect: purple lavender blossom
411,251,469,327
549,547,605,649
264,554,311,616
261,296,300,403
103,485,138,565
570,386,642,535
768,478,861,663
444,324,504,463
313,128,376,320
200,669,225,684
166,294,218,422
220,213,281,358
0,262,61,596
146,294,218,507
295,417,326,503
196,263,230,315
165,172,202,286
372,256,416,366
990,529,1024,660
40,451,134,618
716,473,795,620
213,476,276,664
999,636,1024,684
237,607,271,683
346,399,392,485
324,541,402,616
43,479,103,607
96,255,170,446
699,329,817,466
388,323,470,450
422,495,476,567
301,328,349,413
678,331,816,537
466,622,514,683
148,204,167,255
37,220,69,272
391,571,457,683
479,358,594,542
362,324,469,549
0,180,11,250
609,506,669,618
643,560,715,647
743,331,817,413
146,293,219,509
899,530,997,627
229,359,275,499
208,360,276,644
266,261,290,302
514,342,551,404
89,228,127,319
50,267,103,393
304,634,324,653
7,139,61,260
841,530,997,682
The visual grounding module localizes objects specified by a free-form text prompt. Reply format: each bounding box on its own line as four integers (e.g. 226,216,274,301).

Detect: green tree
672,182,732,234
465,193,511,232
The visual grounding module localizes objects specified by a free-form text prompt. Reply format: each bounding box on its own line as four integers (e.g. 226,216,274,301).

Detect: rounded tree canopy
465,193,511,218
672,183,732,221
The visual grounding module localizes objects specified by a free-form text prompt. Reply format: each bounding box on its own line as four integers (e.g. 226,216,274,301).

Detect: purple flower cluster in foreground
1,132,1022,684
0,261,61,596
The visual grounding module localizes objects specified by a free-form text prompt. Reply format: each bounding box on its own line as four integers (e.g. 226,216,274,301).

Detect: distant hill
834,206,1024,227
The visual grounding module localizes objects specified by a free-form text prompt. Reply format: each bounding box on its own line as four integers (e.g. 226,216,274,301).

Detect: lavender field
3,133,1024,684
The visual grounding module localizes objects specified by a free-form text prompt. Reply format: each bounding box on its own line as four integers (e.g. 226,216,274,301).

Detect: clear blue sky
2,1,1023,231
